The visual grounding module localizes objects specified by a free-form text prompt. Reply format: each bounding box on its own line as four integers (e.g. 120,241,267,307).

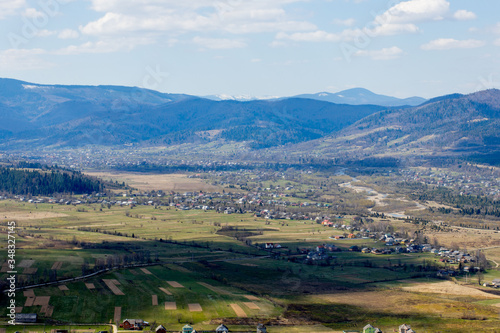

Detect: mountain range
204,88,426,107
293,88,426,107
295,89,500,163
0,78,385,149
0,77,499,164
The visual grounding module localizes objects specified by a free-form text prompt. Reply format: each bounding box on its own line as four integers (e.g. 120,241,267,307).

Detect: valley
1,81,500,332
1,162,500,332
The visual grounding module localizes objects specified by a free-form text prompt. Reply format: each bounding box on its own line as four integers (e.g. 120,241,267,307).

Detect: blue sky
1,0,499,98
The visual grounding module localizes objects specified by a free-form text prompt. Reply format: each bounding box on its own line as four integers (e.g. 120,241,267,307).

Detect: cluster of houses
304,244,341,261
6,189,331,222
344,323,416,333
400,168,500,198
120,321,267,333
489,278,500,288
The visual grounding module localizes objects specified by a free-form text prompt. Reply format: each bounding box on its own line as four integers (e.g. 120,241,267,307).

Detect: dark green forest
0,167,102,195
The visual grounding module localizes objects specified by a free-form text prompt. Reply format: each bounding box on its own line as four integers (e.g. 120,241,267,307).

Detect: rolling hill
0,78,385,149
294,89,500,163
294,88,426,107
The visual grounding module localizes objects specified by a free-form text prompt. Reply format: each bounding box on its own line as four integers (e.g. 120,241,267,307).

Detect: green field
6,264,278,328
1,198,500,332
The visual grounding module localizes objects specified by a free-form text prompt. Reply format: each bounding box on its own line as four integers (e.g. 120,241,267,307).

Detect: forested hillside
294,89,500,163
0,167,102,195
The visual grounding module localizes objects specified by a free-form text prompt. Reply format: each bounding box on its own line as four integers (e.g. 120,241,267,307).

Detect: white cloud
365,23,419,37
453,10,476,21
0,0,26,19
354,46,403,60
36,29,57,37
494,39,500,47
58,29,79,39
360,0,451,38
0,48,53,70
333,18,356,27
276,30,340,42
56,37,154,55
23,7,45,19
421,38,485,50
80,0,314,38
375,0,450,25
193,36,247,49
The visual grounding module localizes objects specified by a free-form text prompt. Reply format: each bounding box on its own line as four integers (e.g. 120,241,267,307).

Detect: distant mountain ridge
0,78,385,149
202,88,427,107
2,77,497,163
293,88,427,107
295,89,500,163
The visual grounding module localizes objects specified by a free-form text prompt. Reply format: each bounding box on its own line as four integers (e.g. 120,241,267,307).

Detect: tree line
0,166,102,195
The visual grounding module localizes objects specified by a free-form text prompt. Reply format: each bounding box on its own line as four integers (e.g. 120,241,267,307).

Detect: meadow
1,168,500,332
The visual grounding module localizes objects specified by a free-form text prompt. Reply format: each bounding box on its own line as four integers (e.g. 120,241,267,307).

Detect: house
349,245,360,252
216,324,229,333
156,325,167,333
492,279,500,287
348,233,356,239
399,324,415,333
182,324,194,333
363,324,382,333
121,319,148,330
256,324,267,333
15,313,37,323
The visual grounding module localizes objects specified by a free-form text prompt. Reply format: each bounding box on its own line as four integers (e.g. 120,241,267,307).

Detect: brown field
243,302,260,310
18,259,35,268
0,262,9,272
15,307,22,313
0,328,6,333
152,295,158,306
159,287,172,295
425,227,500,250
0,212,67,221
197,282,232,295
33,296,50,306
164,302,177,310
140,268,152,275
41,305,54,317
23,289,35,297
24,297,35,307
129,269,138,275
58,285,69,291
114,307,121,323
244,295,259,301
166,281,184,288
188,303,203,312
85,172,223,192
230,304,247,317
102,279,125,295
85,283,95,290
401,281,500,298
51,261,63,270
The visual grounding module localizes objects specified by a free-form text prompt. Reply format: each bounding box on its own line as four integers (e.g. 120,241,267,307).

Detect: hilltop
292,89,500,164
0,78,385,149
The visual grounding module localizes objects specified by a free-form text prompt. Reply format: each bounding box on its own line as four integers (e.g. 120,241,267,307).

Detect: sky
1,0,499,99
